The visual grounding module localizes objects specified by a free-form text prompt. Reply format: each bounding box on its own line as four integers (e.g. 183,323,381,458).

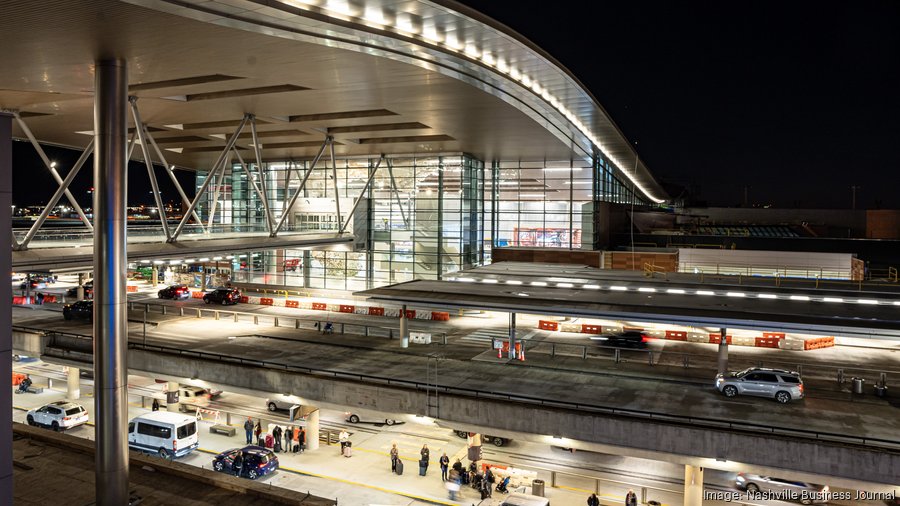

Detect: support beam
126,132,137,161
67,367,81,400
170,114,249,241
684,465,704,506
305,408,320,451
386,159,409,229
0,110,15,506
328,136,341,231
271,137,329,236
250,116,275,233
717,326,728,374
166,381,180,412
339,155,383,233
400,304,409,348
508,312,517,359
144,126,204,231
17,139,94,250
206,152,232,230
150,265,158,287
232,148,270,230
92,58,129,506
14,113,94,232
77,273,85,301
129,97,170,241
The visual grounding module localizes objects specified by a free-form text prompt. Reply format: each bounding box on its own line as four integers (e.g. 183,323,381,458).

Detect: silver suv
26,401,89,431
735,473,828,504
715,367,804,403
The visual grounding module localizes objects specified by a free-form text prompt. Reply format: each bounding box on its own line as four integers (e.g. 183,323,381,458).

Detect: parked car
735,473,828,504
454,429,509,447
128,411,199,459
345,411,401,426
158,284,191,300
212,445,278,480
589,330,649,348
716,367,804,403
63,300,93,321
26,401,89,431
202,287,241,305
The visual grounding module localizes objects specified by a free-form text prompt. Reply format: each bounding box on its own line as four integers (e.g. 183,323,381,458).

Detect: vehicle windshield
177,422,197,439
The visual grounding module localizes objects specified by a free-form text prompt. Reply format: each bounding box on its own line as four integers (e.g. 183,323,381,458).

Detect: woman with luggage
418,445,430,476
272,425,282,452
390,444,400,473
254,421,262,446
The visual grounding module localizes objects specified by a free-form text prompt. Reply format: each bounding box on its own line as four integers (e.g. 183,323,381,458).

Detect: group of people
443,459,507,500
15,375,32,393
242,418,306,453
587,489,638,506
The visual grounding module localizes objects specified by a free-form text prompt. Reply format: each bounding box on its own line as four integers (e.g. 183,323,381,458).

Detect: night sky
460,0,900,209
11,1,900,209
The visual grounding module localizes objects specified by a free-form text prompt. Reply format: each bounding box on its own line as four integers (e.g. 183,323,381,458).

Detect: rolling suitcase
265,434,274,449
342,445,352,457
395,459,404,475
274,439,282,453
419,459,427,476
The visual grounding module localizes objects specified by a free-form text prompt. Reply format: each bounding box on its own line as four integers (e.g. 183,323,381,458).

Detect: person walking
243,417,254,445
390,443,400,473
36,292,44,305
151,398,160,412
625,489,638,506
446,469,461,500
254,421,262,446
419,444,430,476
439,452,450,481
587,492,600,506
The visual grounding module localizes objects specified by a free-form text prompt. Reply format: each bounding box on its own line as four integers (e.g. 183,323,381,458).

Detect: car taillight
641,336,650,343
173,439,177,451
799,384,804,393
258,462,266,468
63,416,71,421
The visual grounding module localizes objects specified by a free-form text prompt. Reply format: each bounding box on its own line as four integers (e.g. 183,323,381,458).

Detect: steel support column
92,58,130,506
717,326,728,374
400,304,409,348
684,465,704,506
508,312,517,359
328,136,341,231
0,110,15,506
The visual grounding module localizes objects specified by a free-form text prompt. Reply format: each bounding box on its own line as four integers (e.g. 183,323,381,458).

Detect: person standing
254,421,262,446
243,417,254,445
232,451,243,477
272,425,282,452
339,430,350,451
151,398,160,412
390,443,399,473
419,444,430,476
299,427,306,452
587,493,600,506
625,489,637,506
439,452,450,481
284,425,293,453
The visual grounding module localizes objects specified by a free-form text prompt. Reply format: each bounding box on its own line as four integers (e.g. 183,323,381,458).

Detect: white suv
26,401,89,431
716,367,804,403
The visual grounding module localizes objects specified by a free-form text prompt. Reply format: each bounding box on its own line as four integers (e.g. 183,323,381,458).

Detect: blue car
212,445,278,480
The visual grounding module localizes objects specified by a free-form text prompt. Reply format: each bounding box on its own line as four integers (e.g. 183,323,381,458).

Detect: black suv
202,287,241,305
158,284,191,300
66,281,94,298
63,300,93,321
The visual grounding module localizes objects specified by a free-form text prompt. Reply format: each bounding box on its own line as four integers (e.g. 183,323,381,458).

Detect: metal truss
386,158,410,229
271,135,331,237
250,116,276,233
130,97,171,241
339,155,384,234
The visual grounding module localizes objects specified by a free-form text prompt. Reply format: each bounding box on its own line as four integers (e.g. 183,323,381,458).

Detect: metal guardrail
20,325,900,452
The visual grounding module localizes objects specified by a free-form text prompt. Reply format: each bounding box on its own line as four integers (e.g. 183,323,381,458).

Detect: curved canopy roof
0,0,668,203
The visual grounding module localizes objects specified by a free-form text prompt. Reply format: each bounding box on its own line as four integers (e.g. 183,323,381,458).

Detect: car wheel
26,415,34,426
385,419,395,426
348,414,359,423
775,391,791,404
51,422,60,432
267,402,277,412
204,299,210,304
722,385,738,398
247,469,258,480
746,483,760,493
492,437,505,447
456,430,468,439
213,461,224,472
158,448,172,460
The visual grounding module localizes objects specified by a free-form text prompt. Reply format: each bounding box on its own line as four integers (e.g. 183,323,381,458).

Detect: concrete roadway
14,301,900,445
13,360,890,506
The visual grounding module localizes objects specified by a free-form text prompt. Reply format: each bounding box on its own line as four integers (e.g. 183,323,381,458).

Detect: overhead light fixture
557,283,574,288
505,280,523,285
757,293,777,299
481,279,498,284
666,289,685,294
823,297,844,303
457,278,476,283
726,292,745,297
610,286,628,291
638,287,656,293
857,299,879,305
696,290,715,295
789,295,809,301
583,284,601,290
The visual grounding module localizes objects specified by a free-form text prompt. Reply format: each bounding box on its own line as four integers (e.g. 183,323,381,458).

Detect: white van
128,411,199,459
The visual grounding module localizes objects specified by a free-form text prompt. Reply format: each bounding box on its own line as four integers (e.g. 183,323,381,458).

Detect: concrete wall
111,347,899,487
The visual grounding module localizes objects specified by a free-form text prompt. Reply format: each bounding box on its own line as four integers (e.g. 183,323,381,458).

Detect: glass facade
196,151,651,291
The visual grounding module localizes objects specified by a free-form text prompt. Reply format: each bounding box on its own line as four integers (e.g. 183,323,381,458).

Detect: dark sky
459,0,900,209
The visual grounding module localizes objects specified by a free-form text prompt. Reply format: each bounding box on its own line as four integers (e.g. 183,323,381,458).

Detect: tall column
684,465,704,506
67,367,81,400
305,408,320,451
717,326,729,374
77,273,85,300
166,381,180,412
508,312,517,359
400,304,409,348
92,58,129,506
0,110,16,506
200,266,207,290
150,265,158,286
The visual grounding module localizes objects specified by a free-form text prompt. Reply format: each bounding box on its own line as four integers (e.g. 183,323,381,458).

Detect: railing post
581,346,587,359
214,311,219,321
233,312,238,323
641,487,647,504
389,328,394,339
162,305,166,315
648,351,654,365
837,368,844,384
364,326,369,337
274,317,279,327
683,355,689,368
179,307,184,317
142,311,147,339
295,319,300,329
340,323,345,334
253,315,258,325
551,343,556,357
196,308,201,318
615,348,620,363
550,471,556,488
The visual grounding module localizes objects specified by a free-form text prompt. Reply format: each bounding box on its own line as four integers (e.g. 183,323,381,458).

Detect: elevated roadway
12,307,900,488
